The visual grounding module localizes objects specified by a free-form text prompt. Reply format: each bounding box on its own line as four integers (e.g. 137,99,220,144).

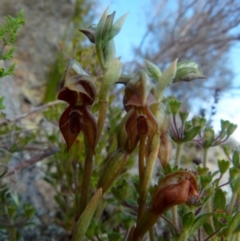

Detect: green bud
200,175,212,188
179,111,189,122
222,145,231,157
218,159,230,175
144,59,162,80
173,60,205,82
23,204,35,219
168,99,181,115
227,123,237,136
95,7,109,45
203,127,215,147
220,119,230,131
7,205,17,218
97,150,129,193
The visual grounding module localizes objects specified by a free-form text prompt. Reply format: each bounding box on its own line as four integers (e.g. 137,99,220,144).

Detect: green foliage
1,6,240,241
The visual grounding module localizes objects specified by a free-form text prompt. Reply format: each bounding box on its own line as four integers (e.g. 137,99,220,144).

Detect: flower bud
173,60,205,82
79,24,97,43
158,133,172,169
151,171,198,215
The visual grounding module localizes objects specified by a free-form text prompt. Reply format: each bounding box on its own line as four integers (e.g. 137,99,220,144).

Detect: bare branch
6,147,60,176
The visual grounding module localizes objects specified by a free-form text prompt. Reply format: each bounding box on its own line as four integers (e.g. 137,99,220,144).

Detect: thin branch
6,147,59,176
0,100,64,126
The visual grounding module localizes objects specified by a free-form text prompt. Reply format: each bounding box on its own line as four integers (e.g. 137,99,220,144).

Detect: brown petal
57,87,78,105
145,106,158,141
125,109,139,149
152,179,191,215
59,105,81,151
80,105,97,153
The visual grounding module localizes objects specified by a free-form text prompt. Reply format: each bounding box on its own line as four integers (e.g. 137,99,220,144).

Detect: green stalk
203,147,215,240
96,100,108,142
8,227,16,241
149,227,155,241
138,134,159,222
175,143,182,166
78,140,94,216
172,142,182,230
177,228,188,241
228,192,237,215
138,136,147,189
203,147,208,168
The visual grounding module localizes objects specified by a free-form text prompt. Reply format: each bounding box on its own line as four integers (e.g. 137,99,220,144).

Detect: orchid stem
138,135,159,222
138,135,147,201
79,140,94,216
175,143,182,166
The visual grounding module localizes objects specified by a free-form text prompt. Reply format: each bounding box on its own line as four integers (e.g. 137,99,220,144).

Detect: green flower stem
8,227,16,241
138,135,147,190
172,206,179,232
149,227,155,241
134,210,159,240
96,100,108,142
203,147,208,168
79,140,94,216
172,142,183,230
203,147,215,238
138,134,159,221
175,143,182,166
177,228,188,241
96,44,105,70
228,192,237,215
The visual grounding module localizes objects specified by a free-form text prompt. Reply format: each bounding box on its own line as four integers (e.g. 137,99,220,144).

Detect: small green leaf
95,7,109,44
218,160,230,174
182,212,195,229
155,59,178,101
213,189,226,210
108,230,122,241
0,96,5,110
111,179,128,203
71,188,102,241
145,59,162,80
203,222,214,236
106,12,128,43
232,151,239,168
183,126,201,142
200,175,212,188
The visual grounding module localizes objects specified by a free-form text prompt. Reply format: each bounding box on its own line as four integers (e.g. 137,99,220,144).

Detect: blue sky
97,0,240,141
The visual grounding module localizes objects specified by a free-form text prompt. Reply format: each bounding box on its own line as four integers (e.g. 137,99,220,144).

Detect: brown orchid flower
151,171,198,215
57,74,97,151
123,70,159,148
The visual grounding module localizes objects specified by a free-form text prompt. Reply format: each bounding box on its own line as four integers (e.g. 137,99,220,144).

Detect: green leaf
71,188,102,241
108,230,122,241
218,160,230,174
213,189,226,211
182,212,195,229
232,151,239,168
0,96,5,110
95,7,109,45
189,213,214,236
144,59,162,80
228,212,240,236
155,59,178,101
111,179,128,203
99,58,122,101
1,47,16,60
183,126,201,142
203,222,214,236
106,12,128,43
